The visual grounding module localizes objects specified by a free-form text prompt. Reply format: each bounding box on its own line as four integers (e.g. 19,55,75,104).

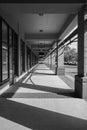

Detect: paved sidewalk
0,63,87,130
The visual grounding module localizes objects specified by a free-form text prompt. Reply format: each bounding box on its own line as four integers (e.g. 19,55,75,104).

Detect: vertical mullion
8,26,10,79
12,30,14,82
16,35,18,75
0,17,2,83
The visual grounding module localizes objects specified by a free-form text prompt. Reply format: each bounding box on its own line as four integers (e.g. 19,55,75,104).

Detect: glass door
9,29,14,84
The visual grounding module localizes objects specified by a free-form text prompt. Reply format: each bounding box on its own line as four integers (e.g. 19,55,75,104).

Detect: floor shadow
59,76,74,89
0,82,77,98
0,98,87,130
4,92,70,98
21,83,77,98
0,85,19,98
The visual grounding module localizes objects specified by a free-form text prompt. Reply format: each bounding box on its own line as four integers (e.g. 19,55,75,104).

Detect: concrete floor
0,64,87,130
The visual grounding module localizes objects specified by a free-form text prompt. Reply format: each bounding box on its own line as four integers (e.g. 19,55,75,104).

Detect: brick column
51,51,55,71
57,46,65,75
50,53,52,69
55,42,58,75
25,44,27,72
48,55,50,67
49,54,52,69
49,55,51,68
75,5,87,99
31,51,32,67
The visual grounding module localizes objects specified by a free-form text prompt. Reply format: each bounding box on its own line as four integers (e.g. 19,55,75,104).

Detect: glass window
13,32,18,76
26,47,28,70
9,29,13,80
27,47,31,70
20,40,25,74
2,22,8,80
20,40,23,74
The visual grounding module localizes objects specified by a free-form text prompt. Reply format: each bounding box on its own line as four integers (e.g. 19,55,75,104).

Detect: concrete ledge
0,64,38,96
75,75,87,99
0,82,10,95
16,63,38,82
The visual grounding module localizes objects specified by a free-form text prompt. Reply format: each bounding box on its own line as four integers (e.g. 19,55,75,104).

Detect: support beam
75,5,87,99
0,0,86,3
55,42,58,75
25,43,27,71
25,34,57,41
57,46,65,75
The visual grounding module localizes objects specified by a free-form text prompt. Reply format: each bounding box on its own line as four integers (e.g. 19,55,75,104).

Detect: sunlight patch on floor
16,87,48,93
0,117,32,130
34,69,54,74
28,75,71,89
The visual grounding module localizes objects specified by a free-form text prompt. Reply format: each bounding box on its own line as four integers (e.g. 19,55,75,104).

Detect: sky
68,42,77,52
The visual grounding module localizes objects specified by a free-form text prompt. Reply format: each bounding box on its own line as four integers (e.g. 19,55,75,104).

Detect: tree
64,45,78,64
64,46,71,63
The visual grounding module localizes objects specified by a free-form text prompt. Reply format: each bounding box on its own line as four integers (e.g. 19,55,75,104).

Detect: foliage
64,45,78,64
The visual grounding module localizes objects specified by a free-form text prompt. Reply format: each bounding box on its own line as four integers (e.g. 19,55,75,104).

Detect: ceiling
19,14,69,34
0,3,84,58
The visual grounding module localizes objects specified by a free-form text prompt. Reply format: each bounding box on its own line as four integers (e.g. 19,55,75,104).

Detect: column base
57,67,65,75
51,65,55,72
75,75,87,99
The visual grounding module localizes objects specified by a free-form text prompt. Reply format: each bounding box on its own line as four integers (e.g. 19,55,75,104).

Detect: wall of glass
2,21,8,81
9,28,13,84
27,47,31,70
13,32,18,76
0,16,38,86
20,39,25,74
22,41,25,72
0,17,19,85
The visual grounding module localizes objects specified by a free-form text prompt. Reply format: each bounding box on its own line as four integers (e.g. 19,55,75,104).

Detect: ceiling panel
18,14,69,34
0,3,84,58
0,4,83,14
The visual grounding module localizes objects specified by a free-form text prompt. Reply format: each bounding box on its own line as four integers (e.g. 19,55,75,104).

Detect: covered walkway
0,2,87,130
0,64,87,129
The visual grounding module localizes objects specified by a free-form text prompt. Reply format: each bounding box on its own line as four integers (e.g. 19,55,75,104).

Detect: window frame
1,19,9,82
0,16,19,86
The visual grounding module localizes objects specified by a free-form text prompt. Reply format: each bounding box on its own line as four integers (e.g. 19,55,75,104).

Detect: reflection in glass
20,40,23,74
2,22,8,80
9,29,13,80
20,40,25,74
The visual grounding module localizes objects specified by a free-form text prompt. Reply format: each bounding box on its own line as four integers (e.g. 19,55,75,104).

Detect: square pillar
51,51,55,72
49,54,52,69
57,47,65,75
25,44,27,72
55,42,58,75
50,53,52,69
75,5,87,99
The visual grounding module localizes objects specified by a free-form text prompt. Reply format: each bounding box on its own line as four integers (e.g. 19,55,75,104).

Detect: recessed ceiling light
38,13,44,16
40,29,43,32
